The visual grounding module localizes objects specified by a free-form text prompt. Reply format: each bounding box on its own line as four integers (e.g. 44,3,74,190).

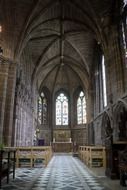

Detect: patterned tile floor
1,154,124,190
1,167,44,190
31,155,108,190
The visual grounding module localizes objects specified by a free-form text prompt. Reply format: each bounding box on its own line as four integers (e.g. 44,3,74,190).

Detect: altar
52,130,73,152
52,141,73,152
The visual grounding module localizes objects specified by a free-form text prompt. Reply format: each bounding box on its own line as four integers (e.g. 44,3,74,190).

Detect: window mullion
61,101,63,125
81,98,83,124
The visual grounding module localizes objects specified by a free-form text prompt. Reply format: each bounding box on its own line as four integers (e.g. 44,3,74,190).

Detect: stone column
3,60,16,146
0,57,9,144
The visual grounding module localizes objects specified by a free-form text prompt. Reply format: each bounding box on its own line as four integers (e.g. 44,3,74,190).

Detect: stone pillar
3,60,16,146
13,82,35,146
0,57,9,144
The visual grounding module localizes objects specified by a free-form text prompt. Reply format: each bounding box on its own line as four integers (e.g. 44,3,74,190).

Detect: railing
78,145,106,168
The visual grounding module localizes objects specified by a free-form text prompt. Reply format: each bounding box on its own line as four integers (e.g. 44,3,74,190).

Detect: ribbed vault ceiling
0,0,114,92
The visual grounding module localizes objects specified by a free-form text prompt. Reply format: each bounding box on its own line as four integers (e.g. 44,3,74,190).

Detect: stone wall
93,114,103,145
3,62,16,146
0,58,9,144
38,128,51,146
0,57,16,146
13,82,34,146
72,126,87,146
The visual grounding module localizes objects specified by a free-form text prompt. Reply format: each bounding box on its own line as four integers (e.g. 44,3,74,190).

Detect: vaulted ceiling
0,0,115,92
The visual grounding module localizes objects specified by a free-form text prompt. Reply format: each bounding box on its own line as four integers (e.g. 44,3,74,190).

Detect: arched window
38,97,42,124
122,1,127,49
94,46,107,114
56,93,68,125
41,92,47,124
77,91,87,124
102,56,107,107
122,1,127,67
38,92,47,124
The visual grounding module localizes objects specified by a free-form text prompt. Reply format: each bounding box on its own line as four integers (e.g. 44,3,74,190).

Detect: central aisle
31,154,107,190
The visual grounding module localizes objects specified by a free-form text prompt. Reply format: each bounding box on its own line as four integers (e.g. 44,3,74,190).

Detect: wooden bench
16,146,52,168
32,146,52,166
0,148,16,188
79,145,106,168
16,147,33,168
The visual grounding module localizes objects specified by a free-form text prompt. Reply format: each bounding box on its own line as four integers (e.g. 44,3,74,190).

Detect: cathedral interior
0,0,127,189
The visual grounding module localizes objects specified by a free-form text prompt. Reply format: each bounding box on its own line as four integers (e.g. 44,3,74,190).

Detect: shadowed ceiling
0,0,115,92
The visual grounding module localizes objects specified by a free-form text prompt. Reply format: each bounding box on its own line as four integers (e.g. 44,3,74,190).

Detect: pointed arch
76,89,87,124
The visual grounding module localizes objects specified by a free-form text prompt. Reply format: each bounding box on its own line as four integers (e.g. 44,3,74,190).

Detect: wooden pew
32,146,52,166
79,145,106,168
16,146,52,168
16,147,33,167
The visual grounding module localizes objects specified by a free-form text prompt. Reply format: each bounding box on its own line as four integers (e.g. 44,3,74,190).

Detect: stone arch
54,88,69,100
73,86,83,98
40,86,51,111
101,111,112,145
113,99,127,142
39,86,50,98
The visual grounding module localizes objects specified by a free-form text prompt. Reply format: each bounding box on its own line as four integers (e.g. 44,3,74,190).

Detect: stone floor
1,154,127,190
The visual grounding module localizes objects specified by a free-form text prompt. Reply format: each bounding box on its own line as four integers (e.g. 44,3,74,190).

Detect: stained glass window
56,93,68,125
122,1,127,67
102,56,107,107
41,93,47,124
77,91,87,124
38,97,42,124
38,92,47,125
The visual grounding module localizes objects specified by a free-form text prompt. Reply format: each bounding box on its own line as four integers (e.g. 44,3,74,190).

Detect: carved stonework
114,101,127,142
101,112,112,146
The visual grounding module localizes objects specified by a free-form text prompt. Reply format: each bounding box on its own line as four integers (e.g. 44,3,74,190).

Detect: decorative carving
113,100,127,141
101,112,113,147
